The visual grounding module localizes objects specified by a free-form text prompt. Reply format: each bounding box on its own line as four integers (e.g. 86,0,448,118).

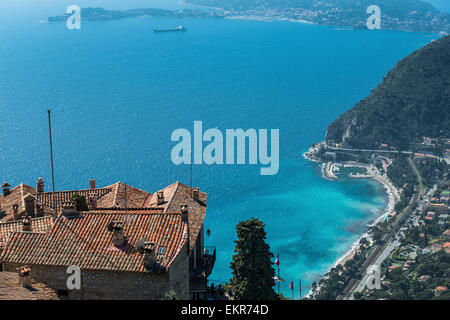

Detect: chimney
88,192,97,210
156,191,164,205
18,266,33,287
192,187,200,201
61,201,78,217
36,204,44,217
112,220,125,247
181,204,189,223
22,215,32,231
89,179,96,190
2,182,11,196
17,266,32,288
143,241,157,270
13,204,20,220
24,195,35,218
36,177,44,193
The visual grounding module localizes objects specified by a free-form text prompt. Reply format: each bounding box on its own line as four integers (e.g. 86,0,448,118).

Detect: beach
303,149,399,297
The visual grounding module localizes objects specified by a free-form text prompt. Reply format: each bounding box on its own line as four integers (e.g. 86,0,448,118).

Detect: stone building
0,180,215,300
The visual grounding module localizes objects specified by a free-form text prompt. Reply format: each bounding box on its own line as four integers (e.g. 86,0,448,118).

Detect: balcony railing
197,246,215,276
190,246,216,294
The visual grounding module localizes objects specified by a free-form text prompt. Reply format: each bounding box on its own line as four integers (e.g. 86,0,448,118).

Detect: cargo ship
153,26,187,33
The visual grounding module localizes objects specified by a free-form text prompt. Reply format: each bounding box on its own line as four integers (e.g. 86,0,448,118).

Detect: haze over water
0,0,440,297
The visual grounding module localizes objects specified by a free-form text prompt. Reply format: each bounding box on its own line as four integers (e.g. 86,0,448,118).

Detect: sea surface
0,0,439,297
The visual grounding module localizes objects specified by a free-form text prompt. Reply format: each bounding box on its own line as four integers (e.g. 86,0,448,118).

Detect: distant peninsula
47,7,226,22
185,0,450,33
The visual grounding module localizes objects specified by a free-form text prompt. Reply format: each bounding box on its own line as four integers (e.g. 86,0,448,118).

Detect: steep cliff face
326,35,450,150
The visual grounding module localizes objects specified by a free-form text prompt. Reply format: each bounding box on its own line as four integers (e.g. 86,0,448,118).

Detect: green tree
72,194,89,211
229,218,277,300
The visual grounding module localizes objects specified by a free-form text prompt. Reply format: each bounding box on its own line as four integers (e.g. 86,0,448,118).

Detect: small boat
153,26,187,33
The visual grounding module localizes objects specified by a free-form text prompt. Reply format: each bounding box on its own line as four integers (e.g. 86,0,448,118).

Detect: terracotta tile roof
389,265,400,272
0,216,53,250
92,207,164,214
0,271,59,300
0,184,36,221
144,182,207,250
1,181,150,221
144,182,179,208
96,182,151,209
0,181,207,270
1,210,188,272
167,183,206,250
35,188,113,213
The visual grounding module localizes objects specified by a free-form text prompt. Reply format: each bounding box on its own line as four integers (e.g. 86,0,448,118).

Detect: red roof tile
35,187,113,213
0,184,36,221
96,182,151,209
0,216,53,250
1,210,189,272
144,182,207,250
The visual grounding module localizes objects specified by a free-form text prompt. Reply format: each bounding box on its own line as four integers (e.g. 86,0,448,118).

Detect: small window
158,246,167,255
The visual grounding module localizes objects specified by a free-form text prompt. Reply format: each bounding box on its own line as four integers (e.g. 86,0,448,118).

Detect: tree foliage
229,218,278,300
72,194,88,211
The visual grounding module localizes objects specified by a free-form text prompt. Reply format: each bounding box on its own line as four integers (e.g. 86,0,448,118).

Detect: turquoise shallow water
0,1,438,297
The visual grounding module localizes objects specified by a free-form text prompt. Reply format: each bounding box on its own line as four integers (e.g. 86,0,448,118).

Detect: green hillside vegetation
326,35,450,150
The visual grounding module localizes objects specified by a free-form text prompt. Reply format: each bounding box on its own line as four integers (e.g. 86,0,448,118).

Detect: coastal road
349,237,401,298
323,144,413,155
344,191,419,298
345,160,422,299
323,143,449,164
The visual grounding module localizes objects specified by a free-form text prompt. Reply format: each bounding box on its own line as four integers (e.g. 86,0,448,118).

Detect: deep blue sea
0,0,441,297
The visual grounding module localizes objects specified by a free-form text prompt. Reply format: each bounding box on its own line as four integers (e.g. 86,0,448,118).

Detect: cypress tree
229,218,277,300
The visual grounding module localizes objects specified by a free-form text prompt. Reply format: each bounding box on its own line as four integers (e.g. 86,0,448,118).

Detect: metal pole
47,110,57,221
299,279,301,300
124,182,127,209
278,265,280,295
190,149,193,199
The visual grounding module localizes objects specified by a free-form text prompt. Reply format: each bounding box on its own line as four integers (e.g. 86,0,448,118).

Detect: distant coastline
224,15,314,25
46,7,226,23
184,0,450,34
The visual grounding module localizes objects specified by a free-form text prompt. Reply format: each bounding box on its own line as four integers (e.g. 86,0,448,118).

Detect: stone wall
168,243,190,300
2,262,188,300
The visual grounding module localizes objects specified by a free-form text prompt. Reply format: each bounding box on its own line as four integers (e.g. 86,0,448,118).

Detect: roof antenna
124,182,127,209
190,149,193,200
47,110,57,221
